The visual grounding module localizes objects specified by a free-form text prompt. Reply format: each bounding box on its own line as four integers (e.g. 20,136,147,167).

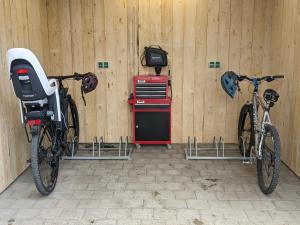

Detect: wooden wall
45,0,272,144
0,0,48,192
265,0,300,177
46,0,300,176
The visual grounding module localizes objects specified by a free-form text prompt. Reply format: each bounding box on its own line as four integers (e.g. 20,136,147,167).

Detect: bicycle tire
31,125,59,195
65,97,80,156
257,124,281,194
238,104,255,157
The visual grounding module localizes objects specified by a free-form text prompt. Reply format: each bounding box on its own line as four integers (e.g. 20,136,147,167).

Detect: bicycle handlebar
237,74,284,82
48,72,94,80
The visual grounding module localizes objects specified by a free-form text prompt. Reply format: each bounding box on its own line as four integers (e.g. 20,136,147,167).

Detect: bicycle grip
273,75,284,79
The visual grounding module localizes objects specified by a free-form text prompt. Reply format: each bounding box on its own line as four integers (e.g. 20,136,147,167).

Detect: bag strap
140,47,147,67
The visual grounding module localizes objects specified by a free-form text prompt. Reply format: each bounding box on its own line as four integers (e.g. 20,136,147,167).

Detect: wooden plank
284,0,298,172
94,0,108,139
46,0,62,75
294,0,300,177
171,0,184,142
181,0,196,140
104,0,128,141
138,0,150,75
161,0,172,77
290,9,300,175
203,0,220,142
57,0,73,95
226,0,242,143
81,0,96,141
267,0,284,156
251,0,267,75
261,0,273,75
70,0,86,142
127,0,139,140
215,0,231,141
193,0,208,141
26,0,44,61
138,0,162,75
277,0,296,164
39,0,51,72
238,0,254,105
0,0,9,192
104,0,119,141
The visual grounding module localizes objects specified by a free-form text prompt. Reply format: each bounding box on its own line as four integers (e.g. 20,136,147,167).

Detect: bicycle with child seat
221,71,284,194
7,48,98,195
29,72,98,195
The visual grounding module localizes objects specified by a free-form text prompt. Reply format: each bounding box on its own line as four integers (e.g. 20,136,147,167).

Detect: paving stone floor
0,145,300,225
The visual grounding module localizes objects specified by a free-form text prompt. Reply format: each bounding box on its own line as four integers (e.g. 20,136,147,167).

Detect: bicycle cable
61,112,68,130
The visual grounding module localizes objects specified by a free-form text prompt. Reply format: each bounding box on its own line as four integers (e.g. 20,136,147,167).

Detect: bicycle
7,48,97,195
29,72,97,195
221,71,284,194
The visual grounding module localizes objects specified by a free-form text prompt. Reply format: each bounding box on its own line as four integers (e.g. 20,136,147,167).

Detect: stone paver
0,145,299,225
131,208,153,219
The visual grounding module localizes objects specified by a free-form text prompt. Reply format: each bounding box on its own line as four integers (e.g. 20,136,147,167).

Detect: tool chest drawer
134,75,169,99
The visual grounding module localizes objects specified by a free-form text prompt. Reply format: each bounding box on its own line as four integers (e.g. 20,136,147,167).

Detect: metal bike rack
62,136,132,160
185,136,252,162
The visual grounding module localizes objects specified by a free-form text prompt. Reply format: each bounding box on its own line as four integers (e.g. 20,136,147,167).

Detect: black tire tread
65,97,80,156
238,104,255,157
31,126,54,196
257,124,281,195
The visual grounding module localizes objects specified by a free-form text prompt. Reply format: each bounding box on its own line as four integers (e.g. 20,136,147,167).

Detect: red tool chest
128,75,171,145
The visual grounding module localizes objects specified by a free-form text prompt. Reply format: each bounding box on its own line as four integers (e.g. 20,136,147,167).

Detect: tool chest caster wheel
136,144,141,149
167,144,172,149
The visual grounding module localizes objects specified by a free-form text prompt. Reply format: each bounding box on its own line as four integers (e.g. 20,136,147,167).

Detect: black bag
141,46,168,74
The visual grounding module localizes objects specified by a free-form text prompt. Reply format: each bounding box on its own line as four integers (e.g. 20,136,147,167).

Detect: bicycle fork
252,93,269,160
257,110,272,159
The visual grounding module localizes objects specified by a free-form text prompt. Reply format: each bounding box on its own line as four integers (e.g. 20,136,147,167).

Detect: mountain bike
235,73,284,194
30,72,97,195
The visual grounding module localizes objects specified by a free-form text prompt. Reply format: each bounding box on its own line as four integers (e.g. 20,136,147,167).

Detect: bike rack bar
62,136,132,160
185,136,252,161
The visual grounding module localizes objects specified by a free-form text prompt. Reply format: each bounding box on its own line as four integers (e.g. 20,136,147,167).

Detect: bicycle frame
251,90,272,160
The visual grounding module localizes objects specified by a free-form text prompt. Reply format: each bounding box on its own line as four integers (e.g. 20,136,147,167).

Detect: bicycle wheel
65,97,79,156
31,124,59,195
257,124,281,194
238,104,255,157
